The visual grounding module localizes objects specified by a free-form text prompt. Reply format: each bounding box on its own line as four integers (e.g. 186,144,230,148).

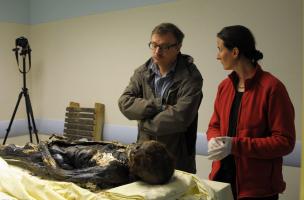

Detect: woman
206,25,295,200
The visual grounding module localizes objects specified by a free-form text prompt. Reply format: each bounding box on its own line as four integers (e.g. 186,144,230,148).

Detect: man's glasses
148,42,178,51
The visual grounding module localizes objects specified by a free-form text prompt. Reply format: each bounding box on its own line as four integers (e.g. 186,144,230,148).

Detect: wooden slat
65,113,95,119
64,123,94,131
93,103,105,141
66,107,96,113
69,102,80,108
65,118,95,125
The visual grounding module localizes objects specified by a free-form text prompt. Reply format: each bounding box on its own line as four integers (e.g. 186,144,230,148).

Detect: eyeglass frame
148,42,179,51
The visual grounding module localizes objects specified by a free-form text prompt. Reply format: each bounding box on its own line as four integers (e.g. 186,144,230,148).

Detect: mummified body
0,138,175,192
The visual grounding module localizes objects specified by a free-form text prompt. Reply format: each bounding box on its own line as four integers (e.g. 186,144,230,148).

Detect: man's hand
207,136,232,161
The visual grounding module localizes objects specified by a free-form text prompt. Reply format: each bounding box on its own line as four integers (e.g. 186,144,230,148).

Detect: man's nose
155,46,162,54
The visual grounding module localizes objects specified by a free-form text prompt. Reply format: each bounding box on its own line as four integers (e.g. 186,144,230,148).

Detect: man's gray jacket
118,54,203,173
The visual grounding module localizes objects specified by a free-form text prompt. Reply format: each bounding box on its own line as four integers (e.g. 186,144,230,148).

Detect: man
118,23,203,173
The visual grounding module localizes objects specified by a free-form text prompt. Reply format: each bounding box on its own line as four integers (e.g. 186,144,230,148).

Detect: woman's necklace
237,83,245,91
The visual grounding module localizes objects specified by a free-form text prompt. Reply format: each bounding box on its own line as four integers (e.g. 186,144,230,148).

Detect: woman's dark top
214,91,243,199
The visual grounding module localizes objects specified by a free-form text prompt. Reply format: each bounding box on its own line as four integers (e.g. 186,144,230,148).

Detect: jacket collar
144,53,190,84
228,64,263,90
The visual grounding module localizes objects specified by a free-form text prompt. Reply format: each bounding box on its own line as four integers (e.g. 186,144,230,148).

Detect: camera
15,36,29,49
12,36,32,68
13,36,31,56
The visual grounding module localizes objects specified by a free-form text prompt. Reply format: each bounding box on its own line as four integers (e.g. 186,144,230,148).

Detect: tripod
3,51,39,145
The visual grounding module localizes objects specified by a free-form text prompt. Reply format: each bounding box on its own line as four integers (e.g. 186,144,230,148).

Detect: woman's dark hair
129,140,175,184
217,25,263,66
152,23,184,44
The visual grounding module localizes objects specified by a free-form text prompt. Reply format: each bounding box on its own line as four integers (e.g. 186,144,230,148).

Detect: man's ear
176,44,182,52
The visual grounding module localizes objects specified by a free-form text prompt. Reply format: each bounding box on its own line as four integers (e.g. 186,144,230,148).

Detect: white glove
207,136,232,161
208,137,223,152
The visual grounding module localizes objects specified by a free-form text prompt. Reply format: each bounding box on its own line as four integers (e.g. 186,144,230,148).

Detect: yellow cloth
0,157,215,200
105,170,215,200
0,157,99,200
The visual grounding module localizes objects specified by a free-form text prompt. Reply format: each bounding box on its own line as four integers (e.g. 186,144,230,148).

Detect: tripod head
12,36,32,73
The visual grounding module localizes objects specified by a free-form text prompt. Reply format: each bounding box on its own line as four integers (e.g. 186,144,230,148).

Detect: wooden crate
63,102,104,141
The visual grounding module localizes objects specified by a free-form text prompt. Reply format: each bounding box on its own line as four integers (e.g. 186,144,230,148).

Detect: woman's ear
232,47,239,58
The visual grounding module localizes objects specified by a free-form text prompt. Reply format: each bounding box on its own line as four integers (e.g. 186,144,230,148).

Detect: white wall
28,0,302,140
0,22,29,120
0,0,301,199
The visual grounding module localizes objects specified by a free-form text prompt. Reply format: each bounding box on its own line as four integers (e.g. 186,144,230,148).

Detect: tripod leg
24,91,33,143
3,92,23,145
24,92,39,143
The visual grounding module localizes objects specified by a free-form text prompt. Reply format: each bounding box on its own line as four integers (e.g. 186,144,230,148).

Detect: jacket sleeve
140,73,203,136
118,69,162,120
232,82,296,159
206,86,222,140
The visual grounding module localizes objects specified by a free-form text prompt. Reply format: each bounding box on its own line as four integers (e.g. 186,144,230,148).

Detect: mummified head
128,140,175,184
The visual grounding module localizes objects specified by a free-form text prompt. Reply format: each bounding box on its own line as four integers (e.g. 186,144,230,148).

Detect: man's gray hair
151,23,184,44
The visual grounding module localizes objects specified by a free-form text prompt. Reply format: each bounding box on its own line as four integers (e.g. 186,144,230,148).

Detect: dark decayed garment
0,139,132,192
